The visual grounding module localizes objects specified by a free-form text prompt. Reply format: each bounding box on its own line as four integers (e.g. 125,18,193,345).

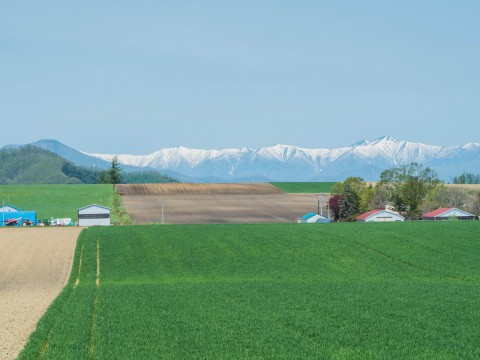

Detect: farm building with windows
78,204,111,226
422,208,477,221
356,209,405,222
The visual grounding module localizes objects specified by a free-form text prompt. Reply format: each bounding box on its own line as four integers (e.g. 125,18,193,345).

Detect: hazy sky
1,1,479,154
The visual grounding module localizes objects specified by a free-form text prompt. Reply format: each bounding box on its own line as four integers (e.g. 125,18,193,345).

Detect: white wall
366,211,404,222
78,205,110,226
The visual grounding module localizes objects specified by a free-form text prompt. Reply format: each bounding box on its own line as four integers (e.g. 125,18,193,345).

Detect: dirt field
119,184,329,224
0,227,81,360
116,183,284,195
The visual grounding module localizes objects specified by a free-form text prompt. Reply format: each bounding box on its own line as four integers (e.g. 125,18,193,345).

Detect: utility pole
161,200,164,225
318,194,324,216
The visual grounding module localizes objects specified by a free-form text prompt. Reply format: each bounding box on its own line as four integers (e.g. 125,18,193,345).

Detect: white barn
78,204,111,226
356,209,405,222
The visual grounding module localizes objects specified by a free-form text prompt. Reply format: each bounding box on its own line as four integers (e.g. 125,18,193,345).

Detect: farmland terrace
117,183,327,224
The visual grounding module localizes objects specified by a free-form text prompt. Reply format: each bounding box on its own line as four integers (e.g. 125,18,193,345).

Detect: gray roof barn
78,204,111,226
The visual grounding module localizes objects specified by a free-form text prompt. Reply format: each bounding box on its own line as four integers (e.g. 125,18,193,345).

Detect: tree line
328,163,480,221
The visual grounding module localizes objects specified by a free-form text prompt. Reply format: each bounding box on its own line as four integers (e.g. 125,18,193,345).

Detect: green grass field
20,222,480,359
271,182,336,193
0,184,112,220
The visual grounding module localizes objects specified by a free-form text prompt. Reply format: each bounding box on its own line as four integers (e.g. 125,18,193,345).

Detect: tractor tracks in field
88,239,100,359
73,245,84,289
351,240,469,282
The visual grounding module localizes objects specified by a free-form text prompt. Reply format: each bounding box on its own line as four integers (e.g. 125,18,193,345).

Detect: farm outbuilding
78,204,111,226
0,204,21,212
422,208,477,221
1,204,37,226
356,209,405,222
297,212,332,223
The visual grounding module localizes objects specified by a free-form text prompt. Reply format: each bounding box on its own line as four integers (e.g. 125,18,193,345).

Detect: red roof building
356,209,405,222
422,208,476,221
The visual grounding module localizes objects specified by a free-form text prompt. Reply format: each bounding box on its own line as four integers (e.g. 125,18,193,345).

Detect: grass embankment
0,184,112,220
271,182,336,193
20,222,480,359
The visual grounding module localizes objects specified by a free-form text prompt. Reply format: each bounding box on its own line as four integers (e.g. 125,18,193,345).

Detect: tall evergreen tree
107,156,122,189
339,183,360,221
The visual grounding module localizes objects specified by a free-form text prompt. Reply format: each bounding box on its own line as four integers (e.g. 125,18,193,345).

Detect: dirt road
0,227,81,360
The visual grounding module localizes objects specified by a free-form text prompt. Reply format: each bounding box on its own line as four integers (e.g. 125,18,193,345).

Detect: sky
1,1,480,154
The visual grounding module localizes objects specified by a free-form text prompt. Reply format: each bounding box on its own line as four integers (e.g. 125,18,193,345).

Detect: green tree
377,163,440,219
104,156,122,189
453,172,480,184
339,183,360,221
422,185,469,213
331,177,367,221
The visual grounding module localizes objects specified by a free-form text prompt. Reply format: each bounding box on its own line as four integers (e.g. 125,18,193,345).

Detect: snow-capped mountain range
4,136,478,182
83,136,480,182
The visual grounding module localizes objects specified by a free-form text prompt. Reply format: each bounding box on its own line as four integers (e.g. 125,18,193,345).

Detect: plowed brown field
0,228,81,360
119,184,329,224
116,183,284,195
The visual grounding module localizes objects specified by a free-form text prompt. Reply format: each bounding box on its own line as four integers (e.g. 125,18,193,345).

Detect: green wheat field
20,222,480,359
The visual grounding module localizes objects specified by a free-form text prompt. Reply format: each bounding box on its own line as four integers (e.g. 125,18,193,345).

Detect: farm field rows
0,184,112,220
117,183,326,224
20,222,480,359
0,228,81,360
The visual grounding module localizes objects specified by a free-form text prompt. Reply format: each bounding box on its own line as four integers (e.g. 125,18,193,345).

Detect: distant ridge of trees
0,145,179,185
453,172,480,184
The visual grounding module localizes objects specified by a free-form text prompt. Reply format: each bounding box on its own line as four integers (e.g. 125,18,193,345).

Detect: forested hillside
0,146,179,184
0,146,99,184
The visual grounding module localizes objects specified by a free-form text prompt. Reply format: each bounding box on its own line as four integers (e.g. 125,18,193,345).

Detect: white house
78,204,111,226
356,209,405,222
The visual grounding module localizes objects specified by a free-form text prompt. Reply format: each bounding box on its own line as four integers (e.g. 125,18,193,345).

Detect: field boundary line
96,240,100,287
352,240,469,281
73,245,84,289
353,240,433,272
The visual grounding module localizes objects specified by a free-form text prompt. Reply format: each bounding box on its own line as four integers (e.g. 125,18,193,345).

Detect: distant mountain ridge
86,136,480,181
4,137,480,182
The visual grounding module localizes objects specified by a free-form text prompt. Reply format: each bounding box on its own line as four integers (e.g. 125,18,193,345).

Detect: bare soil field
119,184,328,224
116,183,284,195
0,227,81,360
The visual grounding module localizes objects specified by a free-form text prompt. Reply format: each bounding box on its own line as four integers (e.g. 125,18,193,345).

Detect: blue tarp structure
0,211,37,226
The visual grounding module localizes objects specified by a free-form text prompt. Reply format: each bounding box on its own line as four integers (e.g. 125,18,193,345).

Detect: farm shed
1,204,37,226
0,203,21,212
297,212,331,223
422,208,477,221
78,204,111,226
356,209,405,222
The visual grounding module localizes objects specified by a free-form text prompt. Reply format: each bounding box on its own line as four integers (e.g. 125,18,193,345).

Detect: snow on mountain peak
82,137,480,181
371,135,397,144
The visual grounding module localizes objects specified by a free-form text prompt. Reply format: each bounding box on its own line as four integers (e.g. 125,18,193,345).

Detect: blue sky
1,1,479,154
